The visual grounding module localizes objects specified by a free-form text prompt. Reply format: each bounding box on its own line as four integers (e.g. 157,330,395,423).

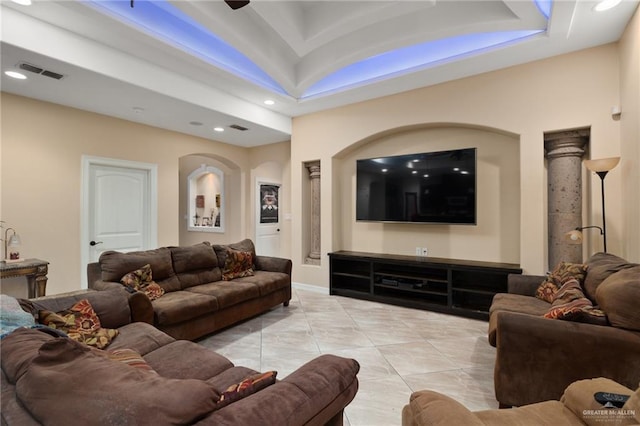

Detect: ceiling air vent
229,124,249,131
18,62,65,80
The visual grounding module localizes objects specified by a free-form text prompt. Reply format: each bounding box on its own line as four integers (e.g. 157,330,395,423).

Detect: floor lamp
582,156,620,253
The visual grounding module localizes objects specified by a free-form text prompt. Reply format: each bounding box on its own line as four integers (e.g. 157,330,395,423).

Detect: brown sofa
488,252,640,407
1,289,360,425
402,377,640,426
88,239,291,340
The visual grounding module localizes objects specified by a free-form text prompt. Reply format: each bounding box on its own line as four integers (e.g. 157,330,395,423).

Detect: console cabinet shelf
329,251,522,320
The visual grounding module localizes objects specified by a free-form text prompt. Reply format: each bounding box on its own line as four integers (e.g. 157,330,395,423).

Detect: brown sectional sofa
488,252,640,407
88,239,291,340
1,289,360,425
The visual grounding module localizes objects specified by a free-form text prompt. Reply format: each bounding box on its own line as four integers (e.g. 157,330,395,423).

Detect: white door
81,156,157,288
255,181,281,257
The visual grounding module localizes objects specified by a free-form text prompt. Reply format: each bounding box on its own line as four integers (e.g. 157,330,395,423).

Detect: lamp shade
565,229,583,245
584,157,620,172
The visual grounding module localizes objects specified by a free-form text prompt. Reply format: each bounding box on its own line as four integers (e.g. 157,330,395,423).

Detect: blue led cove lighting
84,0,552,101
84,0,287,95
302,29,545,99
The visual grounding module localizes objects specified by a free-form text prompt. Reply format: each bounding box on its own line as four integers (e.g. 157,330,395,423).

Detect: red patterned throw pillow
105,348,158,374
535,262,588,303
120,264,165,301
543,279,608,325
217,371,277,409
38,299,118,349
221,248,254,281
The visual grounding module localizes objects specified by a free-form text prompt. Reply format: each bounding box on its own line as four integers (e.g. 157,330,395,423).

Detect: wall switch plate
421,248,428,257
415,247,422,256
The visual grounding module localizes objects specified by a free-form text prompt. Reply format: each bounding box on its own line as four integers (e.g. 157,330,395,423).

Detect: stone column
305,161,321,265
544,129,588,268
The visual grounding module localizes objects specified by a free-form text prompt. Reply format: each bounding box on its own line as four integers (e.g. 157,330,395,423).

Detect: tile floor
198,287,498,426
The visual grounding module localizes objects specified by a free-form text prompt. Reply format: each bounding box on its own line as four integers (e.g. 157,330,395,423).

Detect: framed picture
260,184,279,224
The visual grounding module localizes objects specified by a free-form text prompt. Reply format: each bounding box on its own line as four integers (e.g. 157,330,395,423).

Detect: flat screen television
356,148,476,224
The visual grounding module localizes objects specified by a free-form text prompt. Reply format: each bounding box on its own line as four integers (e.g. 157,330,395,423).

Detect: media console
329,250,522,320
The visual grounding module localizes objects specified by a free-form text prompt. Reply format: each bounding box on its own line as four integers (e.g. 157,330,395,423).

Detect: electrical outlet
415,247,422,256
421,248,428,257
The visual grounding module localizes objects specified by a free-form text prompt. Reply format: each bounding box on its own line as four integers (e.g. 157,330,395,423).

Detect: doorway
81,156,158,288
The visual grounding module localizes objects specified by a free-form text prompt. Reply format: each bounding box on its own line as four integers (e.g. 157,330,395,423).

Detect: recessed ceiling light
381,168,388,173
594,0,622,11
189,121,203,126
423,174,429,178
4,71,27,79
264,100,275,105
132,107,144,114
10,0,32,5
214,127,224,132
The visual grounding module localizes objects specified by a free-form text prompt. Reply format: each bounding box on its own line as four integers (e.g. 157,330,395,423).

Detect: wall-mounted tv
356,148,477,224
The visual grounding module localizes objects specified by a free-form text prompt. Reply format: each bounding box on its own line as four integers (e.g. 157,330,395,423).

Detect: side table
0,259,49,298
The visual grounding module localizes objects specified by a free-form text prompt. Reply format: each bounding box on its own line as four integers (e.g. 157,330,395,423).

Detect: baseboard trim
292,282,330,295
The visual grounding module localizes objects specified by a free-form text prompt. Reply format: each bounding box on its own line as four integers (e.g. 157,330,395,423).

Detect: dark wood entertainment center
329,251,522,320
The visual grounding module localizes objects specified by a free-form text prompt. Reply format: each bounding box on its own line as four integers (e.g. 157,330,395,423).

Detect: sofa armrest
255,255,292,276
507,274,545,296
91,281,154,325
402,391,483,426
199,354,359,426
494,311,640,407
561,377,634,422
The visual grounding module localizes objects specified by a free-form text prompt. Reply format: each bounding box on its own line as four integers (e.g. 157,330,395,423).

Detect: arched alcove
332,123,521,264
179,154,242,246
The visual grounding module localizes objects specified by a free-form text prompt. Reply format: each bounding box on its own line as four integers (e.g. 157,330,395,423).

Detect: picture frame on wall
260,184,279,224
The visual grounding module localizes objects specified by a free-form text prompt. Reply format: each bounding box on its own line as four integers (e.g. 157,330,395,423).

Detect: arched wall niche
179,153,242,246
332,122,522,264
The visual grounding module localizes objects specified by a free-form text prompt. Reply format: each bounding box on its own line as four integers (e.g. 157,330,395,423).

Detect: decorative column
544,129,589,268
305,161,321,265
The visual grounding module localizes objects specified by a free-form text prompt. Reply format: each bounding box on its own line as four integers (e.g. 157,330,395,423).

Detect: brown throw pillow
535,262,588,303
217,371,277,409
221,248,255,281
38,299,118,349
120,264,165,301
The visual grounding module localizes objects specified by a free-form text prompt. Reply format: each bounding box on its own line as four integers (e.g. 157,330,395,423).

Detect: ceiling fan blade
224,1,250,10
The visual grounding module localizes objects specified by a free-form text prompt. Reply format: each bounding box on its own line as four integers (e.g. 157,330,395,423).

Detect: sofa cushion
187,281,260,309
106,322,175,356
151,291,218,326
170,243,222,288
221,248,255,281
100,248,182,292
535,262,588,303
15,338,220,425
595,266,640,332
143,340,234,380
38,299,119,349
584,252,639,302
0,328,54,384
233,271,290,296
120,264,165,301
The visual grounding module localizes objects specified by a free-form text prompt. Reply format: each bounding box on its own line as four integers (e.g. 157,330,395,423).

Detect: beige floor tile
197,288,499,422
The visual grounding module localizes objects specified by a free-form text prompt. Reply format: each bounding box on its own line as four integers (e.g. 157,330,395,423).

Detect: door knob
90,240,103,246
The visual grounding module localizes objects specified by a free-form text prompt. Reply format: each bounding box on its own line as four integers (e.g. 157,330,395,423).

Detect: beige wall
619,6,640,261
0,94,263,295
292,43,626,289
